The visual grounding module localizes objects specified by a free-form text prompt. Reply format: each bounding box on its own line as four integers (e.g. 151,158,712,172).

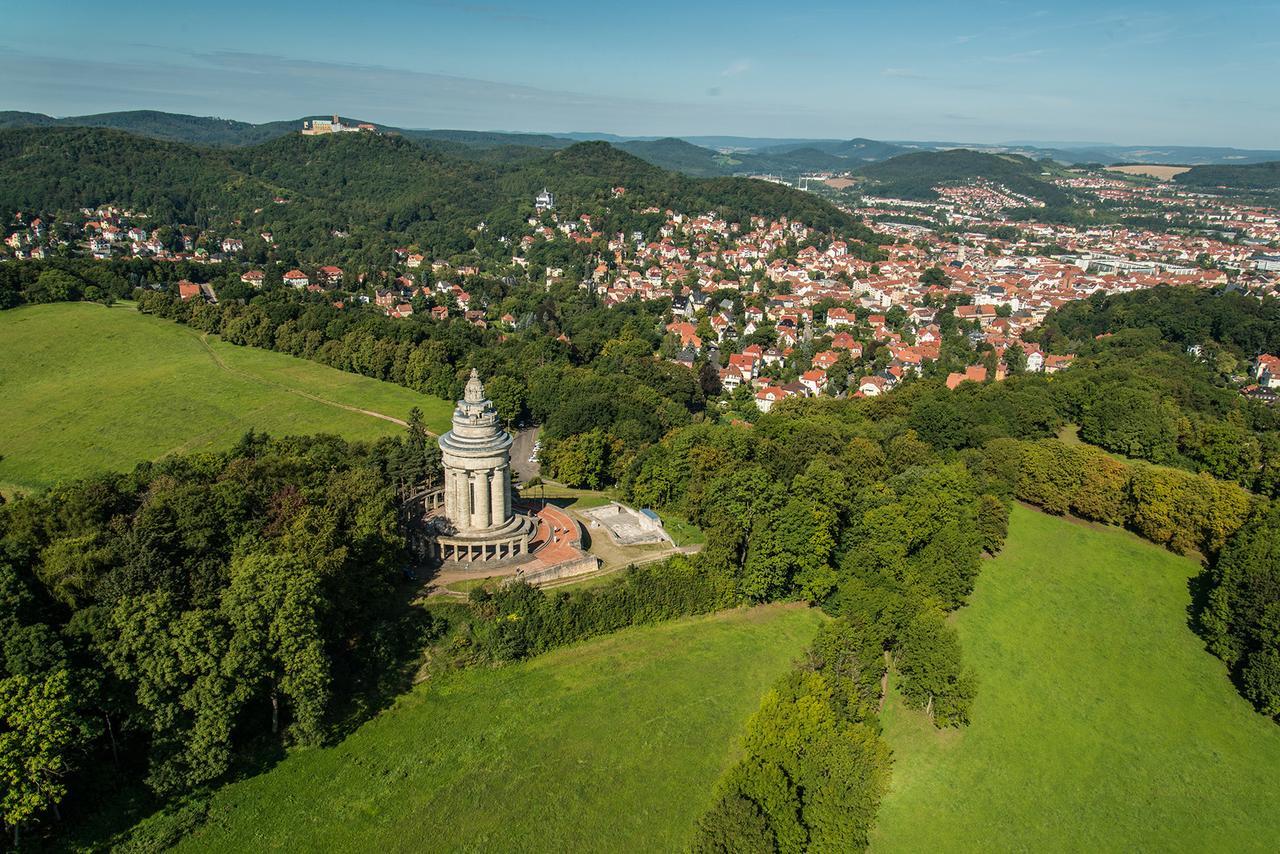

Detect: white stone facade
433,370,533,565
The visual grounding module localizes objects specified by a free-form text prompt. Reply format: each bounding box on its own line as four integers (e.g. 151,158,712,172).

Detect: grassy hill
856,149,1074,204
872,503,1280,852
128,604,823,852
0,302,452,496
1175,160,1280,190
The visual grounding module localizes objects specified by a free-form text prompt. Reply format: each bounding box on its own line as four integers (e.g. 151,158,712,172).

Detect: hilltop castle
301,115,377,135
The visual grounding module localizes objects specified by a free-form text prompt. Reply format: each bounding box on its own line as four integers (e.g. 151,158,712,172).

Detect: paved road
510,426,541,485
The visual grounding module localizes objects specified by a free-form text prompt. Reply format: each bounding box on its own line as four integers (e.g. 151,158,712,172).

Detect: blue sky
5,0,1279,147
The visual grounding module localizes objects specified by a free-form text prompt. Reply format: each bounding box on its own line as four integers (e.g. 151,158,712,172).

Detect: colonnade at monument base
429,512,536,567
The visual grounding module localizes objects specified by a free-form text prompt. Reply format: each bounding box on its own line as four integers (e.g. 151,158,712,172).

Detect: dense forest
1,427,444,837
0,111,911,178
1038,283,1280,358
0,110,311,147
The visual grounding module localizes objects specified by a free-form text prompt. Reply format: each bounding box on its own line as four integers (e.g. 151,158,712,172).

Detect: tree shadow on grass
1184,565,1215,641
1183,564,1256,712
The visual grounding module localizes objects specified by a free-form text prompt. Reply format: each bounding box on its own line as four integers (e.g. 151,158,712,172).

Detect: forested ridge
854,149,1074,205
0,126,879,269
1175,160,1280,191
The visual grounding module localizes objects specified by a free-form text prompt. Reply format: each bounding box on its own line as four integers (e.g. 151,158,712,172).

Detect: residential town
6,167,1280,415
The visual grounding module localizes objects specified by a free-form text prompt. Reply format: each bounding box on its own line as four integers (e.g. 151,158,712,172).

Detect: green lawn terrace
0,302,453,497
873,504,1280,852
144,605,822,852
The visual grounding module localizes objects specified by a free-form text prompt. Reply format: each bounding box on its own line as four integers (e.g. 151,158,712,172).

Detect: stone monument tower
433,370,533,565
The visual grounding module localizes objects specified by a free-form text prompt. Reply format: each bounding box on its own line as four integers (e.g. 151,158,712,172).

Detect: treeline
890,327,1280,495
0,427,441,837
454,556,731,663
692,618,892,853
1174,160,1280,191
0,258,139,308
992,438,1255,556
132,286,707,454
1201,503,1280,721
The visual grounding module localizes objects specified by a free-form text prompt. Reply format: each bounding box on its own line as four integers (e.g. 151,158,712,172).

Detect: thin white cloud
881,67,928,80
720,59,751,77
983,48,1047,63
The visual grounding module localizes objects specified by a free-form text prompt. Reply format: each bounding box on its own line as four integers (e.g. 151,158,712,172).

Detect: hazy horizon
6,0,1279,149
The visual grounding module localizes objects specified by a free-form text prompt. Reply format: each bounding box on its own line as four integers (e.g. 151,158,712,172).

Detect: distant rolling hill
615,138,732,178
854,149,1074,205
0,111,904,177
616,138,877,178
1095,145,1280,166
745,147,857,174
3,110,1277,168
1173,161,1280,190
0,109,304,146
399,128,575,150
757,137,911,162
0,110,575,152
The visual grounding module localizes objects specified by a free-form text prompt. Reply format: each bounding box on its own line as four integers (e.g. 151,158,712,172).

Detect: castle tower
433,370,533,565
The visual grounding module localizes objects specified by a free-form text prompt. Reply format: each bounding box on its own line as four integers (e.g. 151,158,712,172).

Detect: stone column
474,470,492,529
444,470,457,523
502,467,512,519
490,468,504,526
455,471,468,530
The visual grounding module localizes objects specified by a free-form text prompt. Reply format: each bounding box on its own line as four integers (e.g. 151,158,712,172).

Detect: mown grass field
168,604,821,852
0,302,452,496
872,503,1280,852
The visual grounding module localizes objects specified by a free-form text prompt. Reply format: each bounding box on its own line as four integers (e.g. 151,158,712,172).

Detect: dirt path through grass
194,331,413,429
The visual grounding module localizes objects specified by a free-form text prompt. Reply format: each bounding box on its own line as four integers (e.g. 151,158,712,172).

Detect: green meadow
873,503,1280,852
163,604,821,852
0,302,453,496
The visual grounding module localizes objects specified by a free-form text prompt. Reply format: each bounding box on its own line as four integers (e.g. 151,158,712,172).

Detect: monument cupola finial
464,368,485,404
